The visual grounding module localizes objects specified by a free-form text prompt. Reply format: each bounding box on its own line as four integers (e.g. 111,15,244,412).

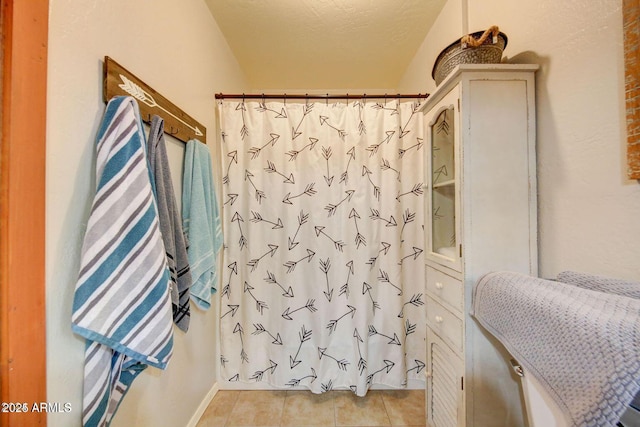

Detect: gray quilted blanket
471,271,640,427
557,270,640,300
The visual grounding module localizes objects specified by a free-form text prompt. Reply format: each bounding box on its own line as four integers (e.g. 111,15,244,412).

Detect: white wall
398,0,465,96
399,0,640,281
46,1,247,426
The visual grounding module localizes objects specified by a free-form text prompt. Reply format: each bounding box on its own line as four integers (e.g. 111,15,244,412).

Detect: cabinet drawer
426,266,463,314
426,296,463,353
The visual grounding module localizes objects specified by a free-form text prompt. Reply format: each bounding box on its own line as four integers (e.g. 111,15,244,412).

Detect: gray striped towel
147,115,192,332
71,96,174,427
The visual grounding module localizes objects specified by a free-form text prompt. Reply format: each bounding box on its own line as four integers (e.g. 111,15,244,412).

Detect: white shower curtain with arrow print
218,99,426,395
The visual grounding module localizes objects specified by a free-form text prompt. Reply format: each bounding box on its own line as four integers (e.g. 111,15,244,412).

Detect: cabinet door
424,88,461,272
426,328,464,427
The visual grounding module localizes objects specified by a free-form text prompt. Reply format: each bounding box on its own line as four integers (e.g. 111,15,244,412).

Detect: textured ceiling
204,0,446,90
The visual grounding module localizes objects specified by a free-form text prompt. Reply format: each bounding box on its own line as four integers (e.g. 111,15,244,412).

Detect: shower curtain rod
215,93,428,100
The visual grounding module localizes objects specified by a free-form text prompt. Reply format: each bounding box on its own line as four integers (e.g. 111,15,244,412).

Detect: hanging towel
147,115,193,332
182,139,222,309
72,96,174,427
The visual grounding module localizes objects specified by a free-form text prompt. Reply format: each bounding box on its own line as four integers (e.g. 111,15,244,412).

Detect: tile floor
196,389,425,427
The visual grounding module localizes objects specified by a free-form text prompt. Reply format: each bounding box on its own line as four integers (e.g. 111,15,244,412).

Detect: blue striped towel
72,96,174,427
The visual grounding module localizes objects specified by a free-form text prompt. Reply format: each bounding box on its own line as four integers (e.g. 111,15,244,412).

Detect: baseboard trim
186,382,219,427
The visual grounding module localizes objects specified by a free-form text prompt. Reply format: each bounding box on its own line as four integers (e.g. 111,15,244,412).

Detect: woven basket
432,27,508,85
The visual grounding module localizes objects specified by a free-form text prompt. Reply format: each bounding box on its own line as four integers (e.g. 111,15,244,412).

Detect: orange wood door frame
0,0,48,426
624,0,640,179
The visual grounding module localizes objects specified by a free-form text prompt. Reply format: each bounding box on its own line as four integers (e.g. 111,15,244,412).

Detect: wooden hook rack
103,56,207,144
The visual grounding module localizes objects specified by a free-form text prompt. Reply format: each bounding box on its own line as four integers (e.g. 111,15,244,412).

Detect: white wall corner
186,382,219,427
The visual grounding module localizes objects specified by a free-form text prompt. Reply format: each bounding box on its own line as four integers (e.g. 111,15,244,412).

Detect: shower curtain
219,98,425,395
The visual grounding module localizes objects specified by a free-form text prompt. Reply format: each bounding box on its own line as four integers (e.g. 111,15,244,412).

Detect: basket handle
460,26,500,48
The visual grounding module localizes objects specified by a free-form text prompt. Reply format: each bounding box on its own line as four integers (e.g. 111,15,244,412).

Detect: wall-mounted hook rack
103,56,207,144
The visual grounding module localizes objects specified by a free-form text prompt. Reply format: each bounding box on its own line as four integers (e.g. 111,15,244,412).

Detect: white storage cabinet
422,64,539,427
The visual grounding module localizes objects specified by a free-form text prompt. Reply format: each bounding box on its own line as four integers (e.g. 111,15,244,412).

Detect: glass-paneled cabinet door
425,89,460,270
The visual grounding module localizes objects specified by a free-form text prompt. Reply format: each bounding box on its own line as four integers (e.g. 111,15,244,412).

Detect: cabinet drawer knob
435,282,444,290
434,315,443,323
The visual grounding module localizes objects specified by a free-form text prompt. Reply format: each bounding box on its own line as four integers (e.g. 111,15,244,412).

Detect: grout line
223,390,241,427
380,391,395,427
279,390,287,427
335,397,338,427
380,391,389,425
333,390,339,427
378,391,393,427
332,390,337,427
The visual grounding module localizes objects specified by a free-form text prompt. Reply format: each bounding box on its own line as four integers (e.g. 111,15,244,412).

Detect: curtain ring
284,93,287,105
242,93,245,103
384,93,387,105
262,93,265,104
326,93,328,106
346,93,349,106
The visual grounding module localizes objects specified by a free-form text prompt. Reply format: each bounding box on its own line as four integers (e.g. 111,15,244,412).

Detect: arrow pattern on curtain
219,99,425,396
